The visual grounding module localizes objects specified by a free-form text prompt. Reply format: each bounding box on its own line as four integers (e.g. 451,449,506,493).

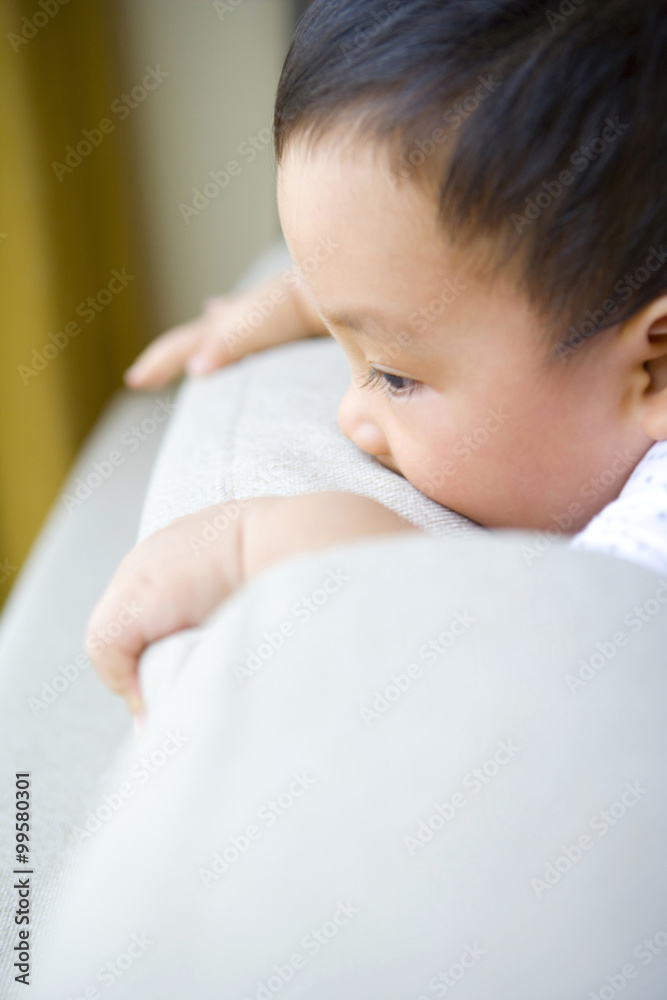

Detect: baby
86,0,667,716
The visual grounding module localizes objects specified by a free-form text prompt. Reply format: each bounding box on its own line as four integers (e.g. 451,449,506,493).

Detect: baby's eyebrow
323,308,400,339
321,304,438,360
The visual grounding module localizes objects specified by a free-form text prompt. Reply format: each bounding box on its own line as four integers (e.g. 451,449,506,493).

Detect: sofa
1,239,666,1000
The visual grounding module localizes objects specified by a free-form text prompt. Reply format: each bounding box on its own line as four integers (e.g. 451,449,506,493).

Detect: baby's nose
337,383,390,458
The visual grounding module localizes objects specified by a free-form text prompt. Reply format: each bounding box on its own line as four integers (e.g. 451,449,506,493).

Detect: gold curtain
0,0,154,610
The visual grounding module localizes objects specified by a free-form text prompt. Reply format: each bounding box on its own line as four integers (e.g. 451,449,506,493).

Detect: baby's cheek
401,439,458,501
400,424,510,517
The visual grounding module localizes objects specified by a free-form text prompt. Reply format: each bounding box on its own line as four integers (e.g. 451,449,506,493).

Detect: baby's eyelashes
357,365,421,399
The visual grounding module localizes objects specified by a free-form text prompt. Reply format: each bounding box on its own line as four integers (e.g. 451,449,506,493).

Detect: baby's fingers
124,325,204,388
85,597,148,715
89,641,145,716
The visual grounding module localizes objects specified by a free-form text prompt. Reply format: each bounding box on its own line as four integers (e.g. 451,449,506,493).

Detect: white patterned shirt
571,440,667,577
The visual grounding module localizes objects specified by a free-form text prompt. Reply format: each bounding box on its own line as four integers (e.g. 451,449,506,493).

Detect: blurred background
0,0,309,610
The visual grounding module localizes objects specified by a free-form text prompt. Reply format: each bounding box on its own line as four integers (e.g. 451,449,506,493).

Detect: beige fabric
29,532,667,999
0,388,174,1000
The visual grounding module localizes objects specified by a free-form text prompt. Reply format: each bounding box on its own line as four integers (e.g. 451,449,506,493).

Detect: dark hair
274,0,667,355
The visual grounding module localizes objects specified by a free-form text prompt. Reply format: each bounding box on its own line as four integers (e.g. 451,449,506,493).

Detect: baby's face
277,138,650,531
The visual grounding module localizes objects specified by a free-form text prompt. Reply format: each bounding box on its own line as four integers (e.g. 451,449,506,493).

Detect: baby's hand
85,492,416,717
84,501,247,715
124,270,327,389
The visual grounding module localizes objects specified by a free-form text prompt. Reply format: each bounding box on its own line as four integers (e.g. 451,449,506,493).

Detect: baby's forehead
280,132,500,270
279,141,443,265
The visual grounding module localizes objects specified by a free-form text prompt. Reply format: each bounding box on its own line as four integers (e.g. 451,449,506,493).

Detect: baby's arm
85,493,418,715
124,269,328,389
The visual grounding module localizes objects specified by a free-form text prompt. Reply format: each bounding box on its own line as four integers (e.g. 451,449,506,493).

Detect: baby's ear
638,299,667,439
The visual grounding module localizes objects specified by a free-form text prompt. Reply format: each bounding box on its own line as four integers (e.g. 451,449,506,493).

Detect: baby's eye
357,365,421,399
